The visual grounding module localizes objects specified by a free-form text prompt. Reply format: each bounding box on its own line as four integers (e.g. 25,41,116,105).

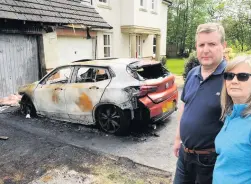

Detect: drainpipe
95,36,97,59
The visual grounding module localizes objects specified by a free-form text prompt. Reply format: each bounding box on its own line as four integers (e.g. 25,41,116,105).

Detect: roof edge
162,0,172,6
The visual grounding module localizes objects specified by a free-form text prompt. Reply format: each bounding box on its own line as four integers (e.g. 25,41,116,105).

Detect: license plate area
162,101,173,113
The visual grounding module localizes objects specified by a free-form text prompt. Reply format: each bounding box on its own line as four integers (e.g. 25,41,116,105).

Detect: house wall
160,3,168,56
43,32,59,70
43,32,94,71
133,0,163,29
142,34,153,58
93,0,122,58
93,0,168,59
120,0,135,26
133,0,168,57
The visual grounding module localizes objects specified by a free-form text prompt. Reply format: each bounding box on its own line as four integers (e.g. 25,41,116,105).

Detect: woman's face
225,63,251,104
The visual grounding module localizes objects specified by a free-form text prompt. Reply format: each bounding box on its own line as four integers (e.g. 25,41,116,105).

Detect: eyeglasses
224,72,251,82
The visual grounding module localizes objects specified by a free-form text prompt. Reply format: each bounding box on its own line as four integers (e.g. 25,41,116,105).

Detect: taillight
139,85,157,97
124,85,157,97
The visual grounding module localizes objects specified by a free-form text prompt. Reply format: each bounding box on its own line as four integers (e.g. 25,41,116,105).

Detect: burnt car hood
18,81,39,98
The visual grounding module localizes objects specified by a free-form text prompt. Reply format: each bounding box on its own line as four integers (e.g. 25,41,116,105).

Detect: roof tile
0,0,111,28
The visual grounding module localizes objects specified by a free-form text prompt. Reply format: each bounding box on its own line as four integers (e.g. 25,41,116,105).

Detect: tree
167,0,213,55
166,0,251,54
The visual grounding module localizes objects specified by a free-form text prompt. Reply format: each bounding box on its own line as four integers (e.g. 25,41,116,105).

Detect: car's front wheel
95,105,130,135
20,95,37,117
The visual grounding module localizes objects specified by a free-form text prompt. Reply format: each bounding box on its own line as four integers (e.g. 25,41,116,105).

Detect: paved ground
0,112,173,184
0,88,182,183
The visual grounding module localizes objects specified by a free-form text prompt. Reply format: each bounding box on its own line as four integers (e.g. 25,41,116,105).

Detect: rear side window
127,62,169,81
73,67,110,83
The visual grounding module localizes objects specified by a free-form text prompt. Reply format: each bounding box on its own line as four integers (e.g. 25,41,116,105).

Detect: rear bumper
138,89,178,120
151,106,177,122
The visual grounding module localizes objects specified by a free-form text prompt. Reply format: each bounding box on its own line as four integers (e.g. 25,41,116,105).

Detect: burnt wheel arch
20,95,37,117
94,104,131,135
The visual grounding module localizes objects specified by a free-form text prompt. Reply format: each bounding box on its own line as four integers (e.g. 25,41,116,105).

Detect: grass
165,58,185,75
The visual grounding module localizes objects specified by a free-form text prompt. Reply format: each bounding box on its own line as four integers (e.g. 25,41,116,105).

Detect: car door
34,66,73,120
64,66,111,124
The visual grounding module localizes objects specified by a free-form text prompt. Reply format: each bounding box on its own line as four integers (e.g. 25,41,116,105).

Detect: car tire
95,105,131,136
20,95,37,117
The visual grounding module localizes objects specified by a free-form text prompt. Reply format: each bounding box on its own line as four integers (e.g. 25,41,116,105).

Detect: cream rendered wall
93,0,123,58
160,3,168,56
43,32,60,69
133,0,168,57
120,0,135,26
120,0,135,57
142,34,153,58
121,33,130,58
134,0,161,28
93,0,168,59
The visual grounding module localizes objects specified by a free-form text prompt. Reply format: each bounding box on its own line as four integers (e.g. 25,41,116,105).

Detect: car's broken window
127,62,169,81
44,67,71,85
75,67,96,83
74,67,110,83
95,69,109,82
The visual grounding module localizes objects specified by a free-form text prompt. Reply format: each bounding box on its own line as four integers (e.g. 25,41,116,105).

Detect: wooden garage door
0,34,39,98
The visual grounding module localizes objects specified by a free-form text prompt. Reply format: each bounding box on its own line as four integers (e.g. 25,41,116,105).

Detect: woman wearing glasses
213,55,251,184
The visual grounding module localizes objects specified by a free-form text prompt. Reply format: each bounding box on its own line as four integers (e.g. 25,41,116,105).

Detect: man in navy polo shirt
173,23,227,184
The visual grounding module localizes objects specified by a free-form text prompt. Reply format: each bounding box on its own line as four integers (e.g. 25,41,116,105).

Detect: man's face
196,31,226,67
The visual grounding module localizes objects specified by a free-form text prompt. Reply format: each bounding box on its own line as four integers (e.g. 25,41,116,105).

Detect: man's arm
173,102,184,157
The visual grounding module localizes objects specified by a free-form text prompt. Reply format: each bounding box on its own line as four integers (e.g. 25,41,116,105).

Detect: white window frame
103,34,111,58
151,0,157,11
140,0,144,7
99,0,108,4
139,0,147,10
97,0,111,9
153,35,156,55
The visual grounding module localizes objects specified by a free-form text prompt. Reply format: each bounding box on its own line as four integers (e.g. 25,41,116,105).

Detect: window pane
104,47,108,57
99,0,107,3
104,35,107,45
96,69,109,81
104,47,111,57
140,0,143,6
107,47,110,57
107,35,110,45
46,68,71,84
153,46,156,54
76,67,95,83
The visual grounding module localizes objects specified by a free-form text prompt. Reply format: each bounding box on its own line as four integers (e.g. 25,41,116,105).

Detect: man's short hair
196,23,225,43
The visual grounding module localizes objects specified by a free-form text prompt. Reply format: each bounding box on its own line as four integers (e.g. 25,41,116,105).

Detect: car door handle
89,86,99,89
54,87,63,91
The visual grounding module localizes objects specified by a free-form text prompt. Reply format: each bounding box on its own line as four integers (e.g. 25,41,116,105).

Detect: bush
161,56,167,66
224,48,236,61
244,50,251,54
183,51,200,81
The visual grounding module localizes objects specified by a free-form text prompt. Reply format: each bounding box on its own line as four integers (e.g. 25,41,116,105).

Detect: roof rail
72,58,118,63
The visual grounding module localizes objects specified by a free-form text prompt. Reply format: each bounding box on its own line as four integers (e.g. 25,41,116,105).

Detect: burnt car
18,58,178,135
